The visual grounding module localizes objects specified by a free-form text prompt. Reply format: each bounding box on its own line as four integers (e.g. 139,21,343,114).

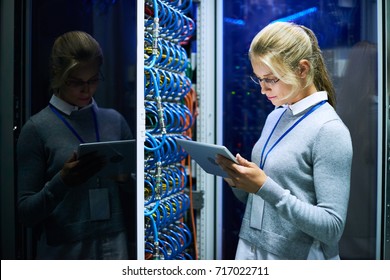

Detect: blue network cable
144,0,195,260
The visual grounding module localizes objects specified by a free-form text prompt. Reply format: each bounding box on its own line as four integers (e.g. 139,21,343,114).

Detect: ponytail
300,26,336,107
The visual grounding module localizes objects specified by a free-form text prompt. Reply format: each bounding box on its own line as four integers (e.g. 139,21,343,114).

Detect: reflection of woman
337,41,377,259
17,31,133,259
217,22,353,260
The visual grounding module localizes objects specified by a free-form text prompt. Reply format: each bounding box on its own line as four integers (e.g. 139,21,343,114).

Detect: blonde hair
249,22,336,107
50,31,103,92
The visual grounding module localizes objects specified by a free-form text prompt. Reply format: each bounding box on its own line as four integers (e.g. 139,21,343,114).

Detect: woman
216,22,353,260
17,31,133,259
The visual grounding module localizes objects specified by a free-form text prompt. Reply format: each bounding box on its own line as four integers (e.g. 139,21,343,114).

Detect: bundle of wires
143,0,197,260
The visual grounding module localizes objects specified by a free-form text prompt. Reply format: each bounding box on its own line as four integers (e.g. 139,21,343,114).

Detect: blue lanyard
260,100,326,169
49,104,100,143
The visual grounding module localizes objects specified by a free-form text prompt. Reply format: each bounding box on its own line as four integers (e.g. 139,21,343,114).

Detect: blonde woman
17,31,133,259
216,22,353,260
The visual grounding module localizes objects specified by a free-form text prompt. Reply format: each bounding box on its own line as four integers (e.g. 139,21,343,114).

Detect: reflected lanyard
49,104,100,143
260,100,326,169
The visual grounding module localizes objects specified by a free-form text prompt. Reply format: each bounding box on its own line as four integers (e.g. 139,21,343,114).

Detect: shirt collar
288,91,328,115
49,94,95,115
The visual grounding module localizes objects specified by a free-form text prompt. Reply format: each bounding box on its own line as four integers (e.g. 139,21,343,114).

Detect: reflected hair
249,22,335,107
50,31,103,92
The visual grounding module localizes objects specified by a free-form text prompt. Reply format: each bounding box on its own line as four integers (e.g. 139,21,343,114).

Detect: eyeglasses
250,75,280,86
65,72,104,89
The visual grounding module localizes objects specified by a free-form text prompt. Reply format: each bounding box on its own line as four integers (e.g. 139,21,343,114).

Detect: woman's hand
60,151,106,186
216,153,267,193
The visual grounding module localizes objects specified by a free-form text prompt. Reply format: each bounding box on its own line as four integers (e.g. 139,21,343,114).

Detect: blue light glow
224,17,245,26
271,7,318,23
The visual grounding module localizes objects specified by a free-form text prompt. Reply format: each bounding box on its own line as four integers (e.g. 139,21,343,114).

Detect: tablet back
78,139,136,178
176,139,237,177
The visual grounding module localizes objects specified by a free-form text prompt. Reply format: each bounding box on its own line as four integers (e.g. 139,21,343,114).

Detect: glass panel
222,0,378,259
15,0,138,259
385,0,390,260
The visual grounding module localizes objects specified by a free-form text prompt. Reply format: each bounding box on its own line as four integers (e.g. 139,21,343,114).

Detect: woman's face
58,60,101,108
251,61,296,107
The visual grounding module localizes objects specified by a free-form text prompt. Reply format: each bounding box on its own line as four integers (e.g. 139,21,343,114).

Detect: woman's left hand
216,153,267,193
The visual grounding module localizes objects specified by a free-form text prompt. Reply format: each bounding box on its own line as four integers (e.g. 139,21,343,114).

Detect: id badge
89,188,110,221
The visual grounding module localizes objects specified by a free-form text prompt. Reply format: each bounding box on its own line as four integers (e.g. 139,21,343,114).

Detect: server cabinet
5,0,141,259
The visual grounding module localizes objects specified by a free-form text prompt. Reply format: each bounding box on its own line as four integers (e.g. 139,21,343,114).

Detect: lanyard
260,100,326,169
49,104,100,143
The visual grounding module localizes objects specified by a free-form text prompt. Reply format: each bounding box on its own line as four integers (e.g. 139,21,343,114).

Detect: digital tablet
175,138,238,177
78,139,136,178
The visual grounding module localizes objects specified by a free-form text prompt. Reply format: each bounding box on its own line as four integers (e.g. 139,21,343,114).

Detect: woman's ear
298,59,311,78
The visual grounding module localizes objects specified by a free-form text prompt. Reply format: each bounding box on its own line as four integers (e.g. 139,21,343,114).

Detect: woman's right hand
216,153,267,193
60,151,106,186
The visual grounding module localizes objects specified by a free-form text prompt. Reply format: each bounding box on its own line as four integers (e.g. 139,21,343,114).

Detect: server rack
142,0,196,260
1,0,390,261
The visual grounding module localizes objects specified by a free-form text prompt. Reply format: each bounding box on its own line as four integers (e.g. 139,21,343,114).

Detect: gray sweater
235,98,352,259
17,99,132,259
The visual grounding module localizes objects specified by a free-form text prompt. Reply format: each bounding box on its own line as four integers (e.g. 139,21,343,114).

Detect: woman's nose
81,82,90,92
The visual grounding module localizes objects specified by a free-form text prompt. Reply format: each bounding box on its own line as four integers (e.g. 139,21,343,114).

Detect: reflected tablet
176,138,238,177
78,139,136,178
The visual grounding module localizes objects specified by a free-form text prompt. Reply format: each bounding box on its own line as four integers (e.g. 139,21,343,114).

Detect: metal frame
136,0,145,260
376,0,384,261
381,0,390,259
215,0,224,261
0,0,16,259
195,0,217,260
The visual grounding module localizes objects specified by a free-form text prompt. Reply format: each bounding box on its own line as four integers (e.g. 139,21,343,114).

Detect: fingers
236,153,251,167
61,151,107,186
76,153,106,177
76,158,105,175
223,177,235,187
216,154,235,166
78,151,100,161
77,151,105,168
217,153,266,193
215,155,230,172
216,153,250,171
65,151,78,163
216,154,241,181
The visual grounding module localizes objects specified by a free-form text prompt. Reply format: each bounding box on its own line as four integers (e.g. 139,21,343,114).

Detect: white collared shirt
288,91,328,115
49,94,95,115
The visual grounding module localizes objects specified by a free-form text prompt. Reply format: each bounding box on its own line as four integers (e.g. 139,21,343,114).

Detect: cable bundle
144,0,196,260
145,101,193,134
145,68,192,100
144,163,187,203
145,34,189,72
145,0,195,42
145,134,190,169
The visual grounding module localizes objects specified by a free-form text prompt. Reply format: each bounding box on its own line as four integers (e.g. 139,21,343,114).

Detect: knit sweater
235,94,352,259
17,98,133,259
